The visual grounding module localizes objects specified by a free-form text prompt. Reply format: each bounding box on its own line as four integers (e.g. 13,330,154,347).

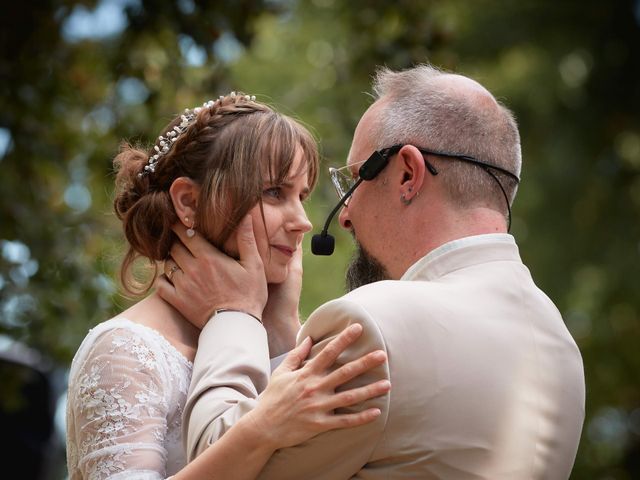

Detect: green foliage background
1,0,639,477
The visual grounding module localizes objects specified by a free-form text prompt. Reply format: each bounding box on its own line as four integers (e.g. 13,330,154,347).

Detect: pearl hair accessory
138,92,256,178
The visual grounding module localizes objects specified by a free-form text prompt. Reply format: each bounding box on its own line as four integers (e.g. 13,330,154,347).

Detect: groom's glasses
312,143,520,255
327,144,519,227
329,145,438,204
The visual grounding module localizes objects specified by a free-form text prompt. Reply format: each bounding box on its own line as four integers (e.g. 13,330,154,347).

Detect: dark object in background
0,336,67,479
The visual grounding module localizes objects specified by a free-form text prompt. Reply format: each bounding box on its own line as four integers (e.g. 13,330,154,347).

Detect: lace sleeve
67,328,173,480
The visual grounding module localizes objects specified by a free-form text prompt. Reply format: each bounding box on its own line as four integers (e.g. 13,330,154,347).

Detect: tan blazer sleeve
257,298,390,480
183,311,271,460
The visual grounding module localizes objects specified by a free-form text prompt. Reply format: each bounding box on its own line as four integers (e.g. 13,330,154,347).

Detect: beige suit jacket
184,234,585,479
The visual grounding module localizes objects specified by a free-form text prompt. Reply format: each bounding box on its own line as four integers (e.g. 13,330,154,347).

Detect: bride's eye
263,187,282,200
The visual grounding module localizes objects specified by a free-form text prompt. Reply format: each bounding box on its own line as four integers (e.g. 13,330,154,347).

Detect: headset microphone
311,150,391,256
311,144,519,255
311,231,335,255
311,177,365,255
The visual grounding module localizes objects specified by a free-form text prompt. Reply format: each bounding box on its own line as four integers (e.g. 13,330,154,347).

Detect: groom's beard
345,241,390,292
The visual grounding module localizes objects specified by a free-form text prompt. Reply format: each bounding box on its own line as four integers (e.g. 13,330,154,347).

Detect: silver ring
166,264,180,281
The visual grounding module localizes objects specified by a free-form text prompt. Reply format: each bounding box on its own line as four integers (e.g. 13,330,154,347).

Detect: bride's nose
285,201,312,233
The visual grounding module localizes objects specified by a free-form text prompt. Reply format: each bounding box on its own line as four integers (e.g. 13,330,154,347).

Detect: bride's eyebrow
279,181,311,195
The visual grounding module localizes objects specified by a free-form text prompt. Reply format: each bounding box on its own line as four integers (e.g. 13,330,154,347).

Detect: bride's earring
185,216,196,238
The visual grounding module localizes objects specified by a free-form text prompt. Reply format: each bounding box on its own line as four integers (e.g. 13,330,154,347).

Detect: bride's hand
245,323,390,450
261,243,304,356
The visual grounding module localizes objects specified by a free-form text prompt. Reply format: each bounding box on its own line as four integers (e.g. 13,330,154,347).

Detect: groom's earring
185,216,196,238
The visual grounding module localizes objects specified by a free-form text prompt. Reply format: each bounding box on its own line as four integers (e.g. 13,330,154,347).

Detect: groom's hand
262,243,303,356
156,215,268,329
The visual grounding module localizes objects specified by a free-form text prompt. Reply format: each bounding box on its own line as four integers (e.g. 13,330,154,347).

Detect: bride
66,92,390,479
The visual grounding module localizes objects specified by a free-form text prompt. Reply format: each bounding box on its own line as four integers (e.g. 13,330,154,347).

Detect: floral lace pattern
66,318,192,479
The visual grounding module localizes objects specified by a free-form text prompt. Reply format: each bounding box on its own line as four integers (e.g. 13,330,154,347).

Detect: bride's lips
271,245,294,257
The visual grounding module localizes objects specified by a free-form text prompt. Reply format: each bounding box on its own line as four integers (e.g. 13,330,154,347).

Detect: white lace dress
66,318,193,480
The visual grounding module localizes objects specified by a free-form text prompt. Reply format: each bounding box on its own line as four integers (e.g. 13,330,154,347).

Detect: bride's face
223,149,312,284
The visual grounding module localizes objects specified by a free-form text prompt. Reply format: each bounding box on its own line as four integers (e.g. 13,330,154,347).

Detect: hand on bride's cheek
222,205,288,285
223,151,312,287
261,238,303,356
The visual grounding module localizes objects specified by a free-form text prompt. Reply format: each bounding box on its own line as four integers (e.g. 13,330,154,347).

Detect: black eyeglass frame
319,143,520,237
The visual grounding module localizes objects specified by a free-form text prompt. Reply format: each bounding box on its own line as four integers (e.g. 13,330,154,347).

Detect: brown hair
113,94,319,296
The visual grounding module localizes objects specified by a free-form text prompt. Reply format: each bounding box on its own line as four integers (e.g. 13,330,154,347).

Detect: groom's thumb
237,215,262,268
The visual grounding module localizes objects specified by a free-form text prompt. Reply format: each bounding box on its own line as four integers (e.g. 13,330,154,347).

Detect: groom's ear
169,177,200,226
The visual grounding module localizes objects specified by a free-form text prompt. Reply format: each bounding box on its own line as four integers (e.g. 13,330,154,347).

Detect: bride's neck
118,292,200,361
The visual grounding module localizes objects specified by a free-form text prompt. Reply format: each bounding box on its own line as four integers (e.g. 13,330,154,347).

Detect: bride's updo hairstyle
113,92,319,295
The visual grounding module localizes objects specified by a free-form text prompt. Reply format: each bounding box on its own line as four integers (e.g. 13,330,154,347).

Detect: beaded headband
138,92,256,178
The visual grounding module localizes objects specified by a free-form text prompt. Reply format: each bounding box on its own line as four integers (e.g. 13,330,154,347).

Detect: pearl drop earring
185,216,195,238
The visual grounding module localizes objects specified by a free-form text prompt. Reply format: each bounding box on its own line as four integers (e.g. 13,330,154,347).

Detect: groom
160,64,585,479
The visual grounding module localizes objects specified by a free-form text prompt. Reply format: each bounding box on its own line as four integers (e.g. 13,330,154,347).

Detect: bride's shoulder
80,317,151,348
70,318,168,373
